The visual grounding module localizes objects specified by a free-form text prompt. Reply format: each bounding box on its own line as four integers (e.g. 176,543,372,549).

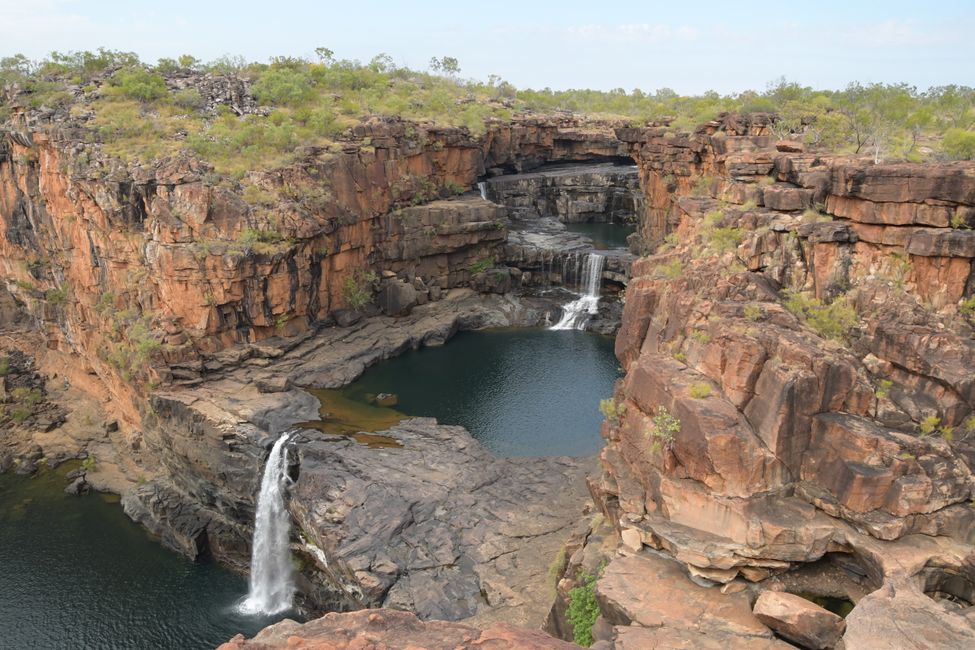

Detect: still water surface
0,465,284,650
304,328,620,457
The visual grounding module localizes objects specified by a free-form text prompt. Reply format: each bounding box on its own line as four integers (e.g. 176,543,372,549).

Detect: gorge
0,54,974,650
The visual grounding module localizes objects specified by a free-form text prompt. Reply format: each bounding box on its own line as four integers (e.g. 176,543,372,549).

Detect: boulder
377,279,418,316
752,591,845,649
64,476,89,496
776,140,805,153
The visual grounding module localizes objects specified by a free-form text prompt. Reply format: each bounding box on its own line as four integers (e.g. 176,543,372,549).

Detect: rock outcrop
554,114,975,648
219,609,580,649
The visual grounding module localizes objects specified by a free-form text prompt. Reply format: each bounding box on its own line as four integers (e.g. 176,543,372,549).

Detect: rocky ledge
290,418,591,627
219,609,579,649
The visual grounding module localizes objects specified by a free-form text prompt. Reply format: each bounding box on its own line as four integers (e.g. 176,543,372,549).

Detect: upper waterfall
551,253,605,331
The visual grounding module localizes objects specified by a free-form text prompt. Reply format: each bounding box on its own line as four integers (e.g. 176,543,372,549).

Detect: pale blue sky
2,0,972,93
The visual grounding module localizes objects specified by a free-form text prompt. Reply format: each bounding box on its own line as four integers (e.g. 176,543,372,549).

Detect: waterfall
239,433,294,616
551,253,605,331
477,181,488,201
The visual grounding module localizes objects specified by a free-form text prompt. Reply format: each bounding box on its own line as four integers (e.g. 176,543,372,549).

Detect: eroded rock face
0,115,630,426
572,114,975,647
483,162,642,223
219,609,580,650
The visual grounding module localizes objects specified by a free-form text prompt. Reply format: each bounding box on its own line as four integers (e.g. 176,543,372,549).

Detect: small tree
314,47,334,64
429,56,460,76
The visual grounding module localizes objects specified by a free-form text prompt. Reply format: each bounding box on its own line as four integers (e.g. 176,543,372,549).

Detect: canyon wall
0,116,630,425
559,114,975,648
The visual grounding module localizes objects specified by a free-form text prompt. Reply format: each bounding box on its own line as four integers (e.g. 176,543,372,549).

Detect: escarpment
548,113,975,648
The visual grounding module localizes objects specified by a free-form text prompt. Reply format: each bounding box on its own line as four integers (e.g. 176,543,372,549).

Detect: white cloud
840,18,963,47
565,23,699,45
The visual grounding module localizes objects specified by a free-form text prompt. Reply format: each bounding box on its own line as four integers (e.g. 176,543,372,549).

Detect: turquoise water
564,222,635,249
0,466,286,649
310,328,620,457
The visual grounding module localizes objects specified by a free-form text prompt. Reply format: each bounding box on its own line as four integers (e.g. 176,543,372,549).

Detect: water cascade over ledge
551,252,605,330
239,432,294,616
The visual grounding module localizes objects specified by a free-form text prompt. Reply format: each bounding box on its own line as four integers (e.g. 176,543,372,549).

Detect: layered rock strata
560,114,975,647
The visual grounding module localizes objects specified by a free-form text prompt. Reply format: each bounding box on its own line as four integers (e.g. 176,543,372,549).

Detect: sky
1,0,972,94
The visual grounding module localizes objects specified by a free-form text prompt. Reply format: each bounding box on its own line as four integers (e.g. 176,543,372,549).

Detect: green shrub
598,398,626,424
108,67,168,102
707,227,744,254
648,406,681,452
888,251,912,289
252,67,315,106
959,296,975,319
874,378,893,399
689,382,712,399
81,454,97,472
689,329,711,345
0,357,10,376
659,258,684,279
703,209,724,227
342,270,376,310
691,175,713,198
469,256,495,274
173,88,205,110
567,573,600,647
744,304,762,321
802,208,831,223
782,290,859,342
918,415,941,437
45,286,68,305
943,128,975,160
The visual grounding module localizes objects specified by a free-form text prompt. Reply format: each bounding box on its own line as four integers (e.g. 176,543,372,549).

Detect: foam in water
239,432,294,616
551,253,605,330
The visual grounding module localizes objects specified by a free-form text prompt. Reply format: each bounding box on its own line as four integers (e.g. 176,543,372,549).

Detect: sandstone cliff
560,113,975,648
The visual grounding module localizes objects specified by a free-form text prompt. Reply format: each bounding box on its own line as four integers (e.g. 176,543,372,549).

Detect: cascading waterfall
551,253,605,330
477,181,488,201
239,432,294,616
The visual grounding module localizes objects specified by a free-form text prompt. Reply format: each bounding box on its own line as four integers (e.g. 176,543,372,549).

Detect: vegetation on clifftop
1,49,974,179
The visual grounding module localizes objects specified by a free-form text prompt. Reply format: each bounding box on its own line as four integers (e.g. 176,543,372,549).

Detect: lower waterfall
239,432,294,616
551,253,605,330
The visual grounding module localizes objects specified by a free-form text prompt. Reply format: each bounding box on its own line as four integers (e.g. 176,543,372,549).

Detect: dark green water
310,328,620,457
0,465,282,649
564,222,635,250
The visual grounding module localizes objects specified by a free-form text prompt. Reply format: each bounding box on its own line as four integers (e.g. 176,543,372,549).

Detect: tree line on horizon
0,48,972,176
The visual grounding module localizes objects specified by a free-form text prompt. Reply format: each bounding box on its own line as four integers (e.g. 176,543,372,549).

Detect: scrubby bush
468,256,495,274
782,290,859,342
598,398,626,424
689,382,712,399
567,573,600,647
342,270,377,310
108,67,168,102
647,406,681,452
659,259,683,279
173,88,205,110
943,128,975,160
252,66,316,106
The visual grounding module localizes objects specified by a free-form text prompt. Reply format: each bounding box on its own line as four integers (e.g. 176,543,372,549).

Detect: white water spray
239,432,294,616
551,253,605,330
477,181,488,201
